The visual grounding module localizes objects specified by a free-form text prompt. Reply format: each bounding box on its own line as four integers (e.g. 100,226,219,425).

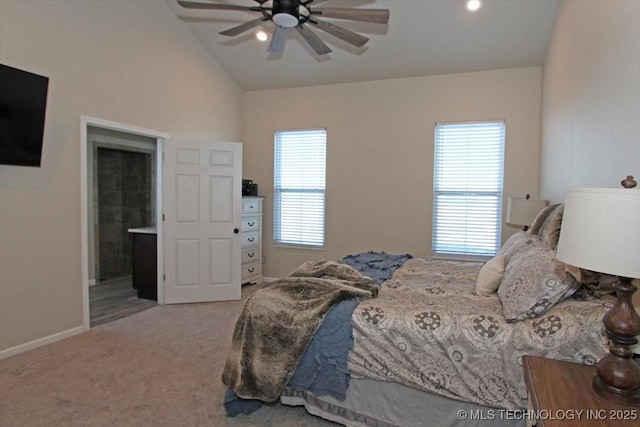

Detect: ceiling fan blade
268,25,287,53
312,8,390,24
219,17,267,37
296,24,332,55
177,1,258,12
310,19,368,48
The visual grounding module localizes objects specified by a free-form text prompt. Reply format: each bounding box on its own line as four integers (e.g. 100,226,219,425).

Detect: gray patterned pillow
498,240,580,322
497,231,539,262
529,203,560,235
537,204,564,250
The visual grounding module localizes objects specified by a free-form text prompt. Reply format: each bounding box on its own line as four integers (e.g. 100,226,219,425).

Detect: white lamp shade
506,197,548,227
556,188,640,279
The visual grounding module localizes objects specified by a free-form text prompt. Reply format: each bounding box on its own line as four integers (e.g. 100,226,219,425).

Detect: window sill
274,244,325,251
431,253,491,263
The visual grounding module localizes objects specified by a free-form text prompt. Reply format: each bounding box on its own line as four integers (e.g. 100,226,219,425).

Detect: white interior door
163,140,242,303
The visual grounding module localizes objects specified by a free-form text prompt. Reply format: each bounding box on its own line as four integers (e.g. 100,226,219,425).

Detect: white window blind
274,129,327,247
432,121,505,258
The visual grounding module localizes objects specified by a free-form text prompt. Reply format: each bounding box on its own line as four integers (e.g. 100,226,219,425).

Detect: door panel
175,238,199,286
210,238,233,284
176,174,200,222
164,140,242,303
209,176,233,222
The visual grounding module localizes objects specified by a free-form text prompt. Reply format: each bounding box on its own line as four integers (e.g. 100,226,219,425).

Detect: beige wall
0,0,242,352
244,67,543,278
540,0,640,202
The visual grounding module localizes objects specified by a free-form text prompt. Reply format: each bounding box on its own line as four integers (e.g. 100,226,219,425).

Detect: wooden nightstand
523,355,639,427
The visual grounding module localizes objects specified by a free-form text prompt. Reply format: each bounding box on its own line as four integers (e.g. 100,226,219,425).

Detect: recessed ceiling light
256,30,268,42
466,0,482,12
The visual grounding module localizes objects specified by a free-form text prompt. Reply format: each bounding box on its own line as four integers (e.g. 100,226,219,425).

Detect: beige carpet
0,284,336,427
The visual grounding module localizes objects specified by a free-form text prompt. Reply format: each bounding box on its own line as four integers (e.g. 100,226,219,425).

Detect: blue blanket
341,251,413,285
224,251,412,416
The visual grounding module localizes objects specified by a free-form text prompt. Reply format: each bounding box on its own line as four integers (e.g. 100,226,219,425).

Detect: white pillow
476,255,506,295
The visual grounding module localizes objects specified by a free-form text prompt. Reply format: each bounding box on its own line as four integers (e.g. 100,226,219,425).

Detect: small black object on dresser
242,179,258,196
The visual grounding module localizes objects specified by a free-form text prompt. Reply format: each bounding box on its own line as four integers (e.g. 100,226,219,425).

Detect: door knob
234,228,239,234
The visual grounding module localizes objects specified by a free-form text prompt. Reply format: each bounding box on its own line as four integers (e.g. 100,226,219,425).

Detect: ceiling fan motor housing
272,0,300,28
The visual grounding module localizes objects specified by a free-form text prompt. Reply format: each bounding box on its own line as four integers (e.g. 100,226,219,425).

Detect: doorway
81,116,168,330
90,138,155,326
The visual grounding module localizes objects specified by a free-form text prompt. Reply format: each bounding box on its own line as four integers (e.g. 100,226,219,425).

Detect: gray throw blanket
221,260,378,402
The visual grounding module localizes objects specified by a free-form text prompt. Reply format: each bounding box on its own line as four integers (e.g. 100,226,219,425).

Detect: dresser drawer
241,261,260,281
241,217,260,232
241,247,259,264
241,231,260,247
242,200,260,214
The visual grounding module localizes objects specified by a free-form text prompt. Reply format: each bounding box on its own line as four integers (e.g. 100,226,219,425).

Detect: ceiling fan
177,0,390,56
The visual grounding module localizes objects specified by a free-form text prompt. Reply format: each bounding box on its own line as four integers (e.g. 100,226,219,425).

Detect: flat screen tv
0,64,49,167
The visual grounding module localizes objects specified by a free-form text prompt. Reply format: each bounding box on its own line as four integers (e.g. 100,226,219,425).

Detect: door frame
80,115,169,330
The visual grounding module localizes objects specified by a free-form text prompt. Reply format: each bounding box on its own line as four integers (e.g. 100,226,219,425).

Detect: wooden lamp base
593,375,640,406
593,277,640,406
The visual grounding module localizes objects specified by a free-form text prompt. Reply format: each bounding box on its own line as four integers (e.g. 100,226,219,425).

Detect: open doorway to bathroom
87,126,157,327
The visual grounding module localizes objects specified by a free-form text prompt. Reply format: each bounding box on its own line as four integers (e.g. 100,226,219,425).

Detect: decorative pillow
563,263,601,284
537,204,564,250
476,255,506,295
596,274,618,295
571,282,601,301
529,203,561,235
497,231,541,262
498,240,581,322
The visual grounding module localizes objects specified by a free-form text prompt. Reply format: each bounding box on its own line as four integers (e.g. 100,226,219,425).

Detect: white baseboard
88,279,96,287
262,276,279,283
0,324,87,360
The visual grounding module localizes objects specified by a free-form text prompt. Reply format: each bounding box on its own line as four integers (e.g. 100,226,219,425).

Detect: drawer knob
248,267,255,273
248,237,255,242
234,228,239,234
248,252,255,258
248,221,255,227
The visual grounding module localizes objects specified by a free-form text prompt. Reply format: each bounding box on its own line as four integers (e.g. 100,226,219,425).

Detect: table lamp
506,194,548,231
556,180,640,406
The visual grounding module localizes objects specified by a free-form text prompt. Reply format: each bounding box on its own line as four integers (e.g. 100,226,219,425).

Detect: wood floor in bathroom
89,277,156,327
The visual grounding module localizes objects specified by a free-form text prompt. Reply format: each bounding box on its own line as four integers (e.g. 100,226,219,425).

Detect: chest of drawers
241,197,263,284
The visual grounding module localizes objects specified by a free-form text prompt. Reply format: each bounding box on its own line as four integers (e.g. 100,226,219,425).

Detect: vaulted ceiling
166,0,559,91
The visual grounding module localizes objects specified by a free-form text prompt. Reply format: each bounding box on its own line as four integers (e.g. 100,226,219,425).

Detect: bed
222,203,615,426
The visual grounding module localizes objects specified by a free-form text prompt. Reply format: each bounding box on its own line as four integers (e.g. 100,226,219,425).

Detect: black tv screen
0,64,49,167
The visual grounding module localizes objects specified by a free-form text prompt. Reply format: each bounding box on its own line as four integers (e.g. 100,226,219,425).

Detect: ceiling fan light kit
272,0,300,28
177,0,390,56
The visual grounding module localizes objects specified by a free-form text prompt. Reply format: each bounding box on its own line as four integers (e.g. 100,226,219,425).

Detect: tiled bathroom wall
96,148,152,281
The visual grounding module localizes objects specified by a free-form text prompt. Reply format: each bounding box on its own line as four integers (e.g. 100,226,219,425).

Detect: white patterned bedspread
348,258,612,410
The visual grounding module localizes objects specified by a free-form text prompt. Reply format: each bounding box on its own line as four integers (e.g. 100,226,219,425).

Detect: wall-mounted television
0,64,49,167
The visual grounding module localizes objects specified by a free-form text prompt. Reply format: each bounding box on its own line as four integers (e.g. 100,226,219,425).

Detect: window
432,121,505,259
274,129,327,248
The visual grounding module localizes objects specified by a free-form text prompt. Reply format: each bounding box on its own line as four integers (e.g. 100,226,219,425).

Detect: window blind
274,129,327,247
432,121,505,258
